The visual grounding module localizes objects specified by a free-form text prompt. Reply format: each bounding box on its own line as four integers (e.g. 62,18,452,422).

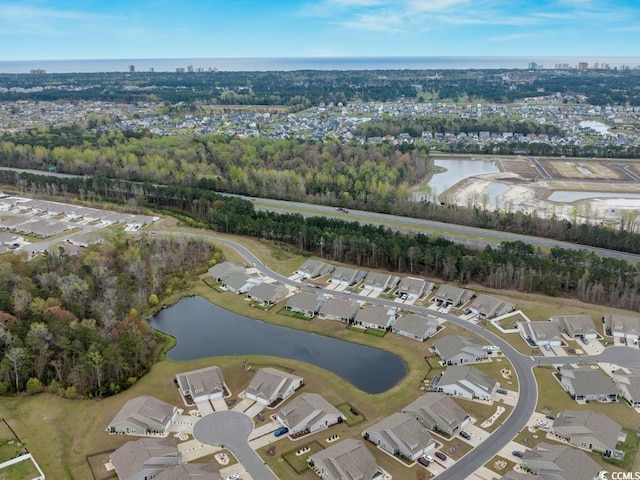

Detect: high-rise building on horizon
578,62,589,70
128,65,135,73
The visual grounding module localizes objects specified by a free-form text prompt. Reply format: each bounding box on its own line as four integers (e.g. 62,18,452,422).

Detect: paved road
193,411,278,480
242,195,640,263
148,230,640,479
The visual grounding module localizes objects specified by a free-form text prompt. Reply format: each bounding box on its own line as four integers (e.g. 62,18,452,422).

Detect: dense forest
2,68,639,106
0,231,218,397
1,171,640,313
3,125,640,252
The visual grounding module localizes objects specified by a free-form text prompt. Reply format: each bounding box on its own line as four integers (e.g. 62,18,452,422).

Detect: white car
226,474,241,480
537,421,549,429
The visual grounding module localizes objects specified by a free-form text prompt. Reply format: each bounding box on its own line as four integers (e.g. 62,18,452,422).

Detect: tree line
0,231,218,397
2,171,640,312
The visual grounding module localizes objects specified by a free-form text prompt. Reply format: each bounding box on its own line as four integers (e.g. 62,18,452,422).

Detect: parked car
425,455,435,463
512,451,524,458
459,431,471,440
273,427,289,437
537,421,549,429
496,388,508,395
543,344,552,351
580,336,589,345
226,475,241,480
434,451,447,461
620,337,626,344
545,414,555,420
418,456,431,467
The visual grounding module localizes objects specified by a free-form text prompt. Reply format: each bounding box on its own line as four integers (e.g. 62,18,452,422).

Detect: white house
245,368,303,406
275,393,343,435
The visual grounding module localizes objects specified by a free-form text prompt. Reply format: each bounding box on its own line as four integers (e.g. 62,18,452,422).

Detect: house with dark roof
518,321,563,346
285,292,327,318
109,438,182,480
402,392,470,436
469,294,515,319
550,315,599,340
106,396,179,436
275,393,343,435
522,442,603,480
208,262,245,282
246,282,289,306
437,365,497,400
245,367,303,406
175,366,228,404
558,365,618,403
363,412,436,461
363,272,400,293
396,277,433,299
432,335,488,365
392,313,440,342
296,259,335,279
552,410,621,455
353,304,397,330
435,285,474,307
604,314,640,343
330,267,367,286
318,298,360,323
309,439,383,480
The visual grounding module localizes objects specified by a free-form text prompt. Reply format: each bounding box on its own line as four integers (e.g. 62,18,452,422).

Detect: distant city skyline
0,0,639,61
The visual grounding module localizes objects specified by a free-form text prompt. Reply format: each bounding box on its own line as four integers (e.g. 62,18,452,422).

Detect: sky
1,0,639,60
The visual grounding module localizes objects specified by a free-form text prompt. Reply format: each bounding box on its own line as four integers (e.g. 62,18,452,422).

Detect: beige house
109,438,182,480
175,366,228,404
309,439,383,480
469,294,515,318
353,304,397,330
559,365,618,403
551,410,621,455
245,367,303,406
275,393,343,435
363,412,436,461
318,297,360,323
435,285,474,307
402,392,469,436
522,442,602,480
106,395,179,436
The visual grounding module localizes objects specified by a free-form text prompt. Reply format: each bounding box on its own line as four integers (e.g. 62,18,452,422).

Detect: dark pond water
149,296,407,394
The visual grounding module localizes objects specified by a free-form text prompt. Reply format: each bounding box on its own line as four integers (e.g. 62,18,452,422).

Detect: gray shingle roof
286,292,326,312
109,395,176,430
247,367,303,403
560,365,617,396
433,335,486,362
402,392,468,432
354,304,396,328
435,285,474,305
550,315,598,337
319,297,360,320
278,393,341,431
522,442,602,480
552,410,621,451
110,438,180,480
392,313,439,339
364,412,435,457
175,366,226,398
310,438,382,480
439,365,497,393
154,463,221,480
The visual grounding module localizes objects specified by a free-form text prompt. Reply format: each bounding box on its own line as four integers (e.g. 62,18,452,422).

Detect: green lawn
336,402,366,426
0,456,41,480
473,356,519,391
277,308,312,321
281,441,324,474
604,430,639,472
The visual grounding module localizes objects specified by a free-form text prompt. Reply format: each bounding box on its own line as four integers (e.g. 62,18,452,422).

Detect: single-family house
518,321,563,346
604,314,640,343
437,365,497,400
318,298,360,323
363,412,436,461
275,393,343,435
498,472,536,480
175,366,228,404
552,410,621,455
330,266,367,286
353,304,397,330
363,272,400,293
397,277,433,300
309,439,384,480
106,395,179,436
550,315,599,340
392,313,440,341
521,442,603,480
245,367,303,406
611,368,640,407
402,392,470,436
435,285,474,307
219,272,262,294
208,262,245,282
154,463,221,480
109,438,182,480
432,335,488,365
558,365,618,403
296,259,335,279
285,293,327,318
469,294,515,319
246,282,289,306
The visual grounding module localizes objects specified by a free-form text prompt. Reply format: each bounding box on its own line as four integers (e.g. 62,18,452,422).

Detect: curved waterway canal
149,296,407,394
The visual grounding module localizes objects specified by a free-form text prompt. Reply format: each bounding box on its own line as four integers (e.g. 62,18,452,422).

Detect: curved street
151,230,640,480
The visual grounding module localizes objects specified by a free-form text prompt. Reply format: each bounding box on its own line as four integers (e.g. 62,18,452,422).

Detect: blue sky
1,0,639,60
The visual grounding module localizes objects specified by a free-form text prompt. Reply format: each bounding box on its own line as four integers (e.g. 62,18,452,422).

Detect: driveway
193,411,279,480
